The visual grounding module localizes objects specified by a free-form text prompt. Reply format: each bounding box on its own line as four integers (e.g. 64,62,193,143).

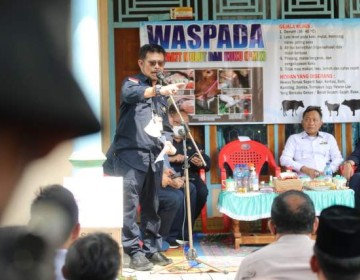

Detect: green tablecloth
217,189,355,221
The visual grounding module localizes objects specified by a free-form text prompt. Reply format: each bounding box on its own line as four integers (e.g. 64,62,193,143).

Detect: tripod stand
152,86,228,274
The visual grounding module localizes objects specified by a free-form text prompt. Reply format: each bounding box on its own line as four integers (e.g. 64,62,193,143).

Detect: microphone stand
152,74,228,274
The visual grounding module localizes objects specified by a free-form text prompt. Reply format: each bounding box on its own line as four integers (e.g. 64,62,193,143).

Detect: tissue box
273,179,303,193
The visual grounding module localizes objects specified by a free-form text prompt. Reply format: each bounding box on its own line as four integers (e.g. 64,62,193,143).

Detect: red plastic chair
199,168,209,233
218,140,281,232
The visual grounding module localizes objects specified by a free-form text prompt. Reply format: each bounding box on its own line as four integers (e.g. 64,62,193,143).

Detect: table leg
232,219,242,249
232,218,275,249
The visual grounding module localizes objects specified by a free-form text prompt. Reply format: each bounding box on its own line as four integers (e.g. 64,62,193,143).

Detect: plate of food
303,185,331,191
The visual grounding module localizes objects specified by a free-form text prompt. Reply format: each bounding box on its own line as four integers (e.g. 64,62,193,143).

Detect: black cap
316,205,360,258
0,1,100,141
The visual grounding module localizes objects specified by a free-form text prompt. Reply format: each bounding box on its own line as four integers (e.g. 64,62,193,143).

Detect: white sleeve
279,135,303,172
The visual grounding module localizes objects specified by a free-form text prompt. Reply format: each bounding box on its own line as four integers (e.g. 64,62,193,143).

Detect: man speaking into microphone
103,44,184,271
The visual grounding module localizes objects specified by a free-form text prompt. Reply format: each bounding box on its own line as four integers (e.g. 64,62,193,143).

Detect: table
218,189,355,249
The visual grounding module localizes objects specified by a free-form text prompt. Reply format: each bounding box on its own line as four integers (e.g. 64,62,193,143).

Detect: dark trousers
190,175,209,219
167,181,197,242
349,173,360,209
157,186,183,240
114,157,161,256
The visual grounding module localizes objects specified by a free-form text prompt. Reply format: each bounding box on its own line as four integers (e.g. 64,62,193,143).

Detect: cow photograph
281,100,305,117
342,99,360,116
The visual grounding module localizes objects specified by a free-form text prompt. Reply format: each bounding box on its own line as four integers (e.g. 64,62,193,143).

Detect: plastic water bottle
242,164,249,192
233,164,242,190
324,161,333,182
269,175,273,187
249,165,259,191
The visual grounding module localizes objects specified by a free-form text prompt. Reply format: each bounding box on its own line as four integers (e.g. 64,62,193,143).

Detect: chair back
218,140,280,180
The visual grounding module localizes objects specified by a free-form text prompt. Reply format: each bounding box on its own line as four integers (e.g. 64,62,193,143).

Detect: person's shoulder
243,243,274,259
123,73,147,85
239,244,274,269
319,131,336,140
286,132,303,141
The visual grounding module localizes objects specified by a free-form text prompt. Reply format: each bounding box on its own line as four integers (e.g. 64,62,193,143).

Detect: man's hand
300,166,321,179
169,154,185,164
162,168,175,187
190,155,203,167
342,161,355,180
163,141,176,155
162,168,185,189
160,83,186,96
168,176,185,189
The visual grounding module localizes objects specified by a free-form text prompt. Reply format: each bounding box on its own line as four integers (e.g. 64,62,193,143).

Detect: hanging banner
140,19,360,124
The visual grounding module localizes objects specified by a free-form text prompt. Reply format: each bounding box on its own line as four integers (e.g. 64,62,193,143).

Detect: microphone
156,71,168,85
173,125,186,137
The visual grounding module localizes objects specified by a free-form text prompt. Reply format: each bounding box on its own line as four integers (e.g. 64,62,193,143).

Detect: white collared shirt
280,131,343,173
235,235,316,280
55,249,67,280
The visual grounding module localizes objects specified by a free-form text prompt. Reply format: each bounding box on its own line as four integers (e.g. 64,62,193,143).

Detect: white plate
234,192,263,197
303,186,331,191
260,187,274,193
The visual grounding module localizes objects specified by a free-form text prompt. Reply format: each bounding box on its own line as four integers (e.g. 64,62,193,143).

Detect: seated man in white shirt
235,190,318,280
280,106,343,178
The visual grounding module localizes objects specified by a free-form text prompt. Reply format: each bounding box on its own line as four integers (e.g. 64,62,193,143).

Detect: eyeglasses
144,60,165,67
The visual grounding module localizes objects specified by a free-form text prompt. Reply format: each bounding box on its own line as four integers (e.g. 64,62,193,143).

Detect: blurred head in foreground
0,0,100,217
62,232,121,280
311,205,360,280
0,226,51,280
29,184,80,249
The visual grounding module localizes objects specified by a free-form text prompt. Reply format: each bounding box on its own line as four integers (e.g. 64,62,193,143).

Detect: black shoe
129,252,154,271
168,240,180,249
147,252,173,266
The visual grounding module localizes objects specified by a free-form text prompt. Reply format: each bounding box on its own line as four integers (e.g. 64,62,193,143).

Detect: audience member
310,205,360,280
102,43,185,271
341,140,360,209
29,185,80,280
0,226,51,280
0,1,99,279
235,190,318,280
0,0,100,220
166,106,211,244
280,106,343,178
62,232,120,280
158,166,197,249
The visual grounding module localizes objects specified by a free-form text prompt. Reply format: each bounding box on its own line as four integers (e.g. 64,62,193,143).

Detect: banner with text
140,19,360,124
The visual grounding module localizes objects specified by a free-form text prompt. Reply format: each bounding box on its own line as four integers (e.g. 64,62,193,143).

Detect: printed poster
140,19,360,124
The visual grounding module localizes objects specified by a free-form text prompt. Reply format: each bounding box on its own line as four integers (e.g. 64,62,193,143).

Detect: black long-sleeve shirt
108,73,170,172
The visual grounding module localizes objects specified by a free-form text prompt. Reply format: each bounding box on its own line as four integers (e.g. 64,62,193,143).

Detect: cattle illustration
325,101,340,116
342,99,360,116
281,100,304,116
